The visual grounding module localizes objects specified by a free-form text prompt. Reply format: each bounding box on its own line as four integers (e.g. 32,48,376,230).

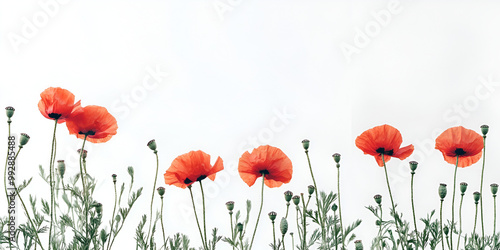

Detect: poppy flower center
184,178,192,184
197,175,207,182
376,148,394,156
48,113,61,119
454,148,466,156
79,131,96,136
259,170,270,175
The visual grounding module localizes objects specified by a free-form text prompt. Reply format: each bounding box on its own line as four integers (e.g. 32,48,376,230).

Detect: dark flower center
455,148,466,156
197,175,207,182
48,113,61,119
184,178,192,184
79,131,96,136
259,170,270,175
376,148,394,156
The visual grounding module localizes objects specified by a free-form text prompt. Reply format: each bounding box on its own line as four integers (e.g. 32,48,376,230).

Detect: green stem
48,119,58,250
188,186,207,250
146,151,159,244
333,210,338,250
3,120,13,250
457,193,464,250
473,202,479,238
230,212,234,250
381,154,405,250
291,233,294,250
78,135,88,240
282,234,285,250
440,199,444,250
160,196,166,250
450,156,458,250
285,203,289,219
249,173,265,250
199,181,208,248
301,194,307,250
336,164,345,249
305,150,325,244
479,135,486,243
295,206,301,249
378,204,383,250
494,195,497,237
411,171,418,250
106,180,118,250
272,221,276,250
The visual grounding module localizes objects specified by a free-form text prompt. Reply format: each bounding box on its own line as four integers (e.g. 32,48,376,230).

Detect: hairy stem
249,173,265,250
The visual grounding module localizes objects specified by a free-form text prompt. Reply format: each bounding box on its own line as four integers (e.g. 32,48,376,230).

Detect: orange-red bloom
164,150,224,189
355,124,414,167
66,105,118,143
435,126,483,168
238,145,293,188
38,87,83,123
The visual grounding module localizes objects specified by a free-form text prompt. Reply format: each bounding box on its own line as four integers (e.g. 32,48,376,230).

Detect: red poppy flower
66,105,118,143
38,87,83,123
435,126,483,168
164,150,224,189
355,124,414,167
238,145,293,188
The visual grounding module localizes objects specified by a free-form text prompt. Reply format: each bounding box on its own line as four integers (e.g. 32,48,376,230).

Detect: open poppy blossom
164,150,224,189
355,124,414,167
238,145,293,188
66,105,118,143
38,87,83,123
435,126,483,168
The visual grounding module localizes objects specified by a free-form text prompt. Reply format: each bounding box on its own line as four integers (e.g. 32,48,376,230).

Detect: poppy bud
491,183,499,196
112,174,117,183
57,160,66,177
268,211,277,222
226,201,234,211
460,182,468,194
332,203,338,212
409,161,418,172
374,194,382,205
307,185,315,195
332,153,341,163
439,183,447,200
147,139,157,152
19,133,30,147
473,191,481,203
236,223,243,233
77,149,87,159
301,139,310,150
115,214,121,223
5,106,14,119
292,195,300,206
95,203,103,214
100,229,107,245
444,225,449,235
375,220,382,226
481,125,489,136
354,240,363,250
280,217,288,235
284,191,293,202
157,187,165,197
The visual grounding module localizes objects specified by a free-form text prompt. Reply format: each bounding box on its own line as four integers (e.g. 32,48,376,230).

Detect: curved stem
381,154,405,249
473,202,479,238
457,193,464,250
411,171,418,250
146,152,159,244
249,173,265,250
106,181,118,250
160,197,166,250
199,181,208,248
336,165,344,249
188,186,207,250
479,135,486,243
305,150,325,244
78,135,88,240
440,199,444,250
450,156,458,250
48,119,58,250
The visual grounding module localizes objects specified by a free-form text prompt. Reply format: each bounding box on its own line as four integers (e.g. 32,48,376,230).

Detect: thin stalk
3,120,13,250
479,135,486,243
291,233,294,250
146,151,159,244
411,171,418,250
378,204,383,250
440,198,444,250
282,233,285,250
160,196,166,250
272,221,276,250
48,119,58,250
494,195,497,237
450,156,458,250
285,203,289,219
230,211,234,250
333,210,338,250
301,194,307,250
188,186,207,250
381,154,405,249
106,180,118,250
249,173,265,250
457,193,464,250
199,181,208,248
295,206,301,249
473,201,479,238
305,150,325,244
336,164,345,249
78,135,88,240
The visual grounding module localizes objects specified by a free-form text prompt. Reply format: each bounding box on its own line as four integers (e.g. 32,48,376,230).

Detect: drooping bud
301,139,310,150
409,161,418,172
57,160,66,177
460,182,468,194
354,240,364,250
332,203,338,212
292,195,300,206
280,217,288,235
5,106,14,119
236,223,243,233
439,183,447,200
473,191,481,203
332,153,341,164
284,191,293,202
374,194,382,205
481,125,489,136
147,139,157,152
157,187,165,197
226,201,234,211
307,185,315,195
19,133,30,147
268,211,277,222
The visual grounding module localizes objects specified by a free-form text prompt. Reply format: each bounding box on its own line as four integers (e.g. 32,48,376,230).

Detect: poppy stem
146,150,159,245
229,211,235,250
106,178,118,250
473,200,479,240
78,135,89,241
440,198,444,250
272,220,276,250
457,191,464,250
285,203,289,219
295,206,302,248
378,204,383,250
479,135,486,244
48,119,58,250
450,156,458,250
493,194,497,237
333,209,338,250
336,162,345,250
3,118,13,250
381,154,405,250
188,185,208,250
199,181,208,248
301,193,307,250
249,173,265,250
410,170,418,250
304,150,326,245
160,195,166,250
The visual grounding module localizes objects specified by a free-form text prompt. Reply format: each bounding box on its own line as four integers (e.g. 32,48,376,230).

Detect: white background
2,0,500,249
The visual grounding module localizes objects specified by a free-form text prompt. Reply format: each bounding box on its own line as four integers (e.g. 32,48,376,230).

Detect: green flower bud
157,187,165,197
444,225,449,235
95,203,103,214
284,191,293,202
332,153,341,164
112,174,117,183
57,160,66,178
473,191,481,203
115,214,121,223
292,195,300,206
147,139,157,152
332,203,338,212
374,194,382,205
280,217,288,235
375,220,382,226
460,182,468,194
301,139,310,150
5,106,14,119
481,125,489,136
77,149,87,159
236,223,243,233
226,201,234,211
268,211,277,222
100,229,107,245
492,183,499,196
439,183,447,200
307,185,315,195
409,161,418,172
19,133,30,147
355,240,364,250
